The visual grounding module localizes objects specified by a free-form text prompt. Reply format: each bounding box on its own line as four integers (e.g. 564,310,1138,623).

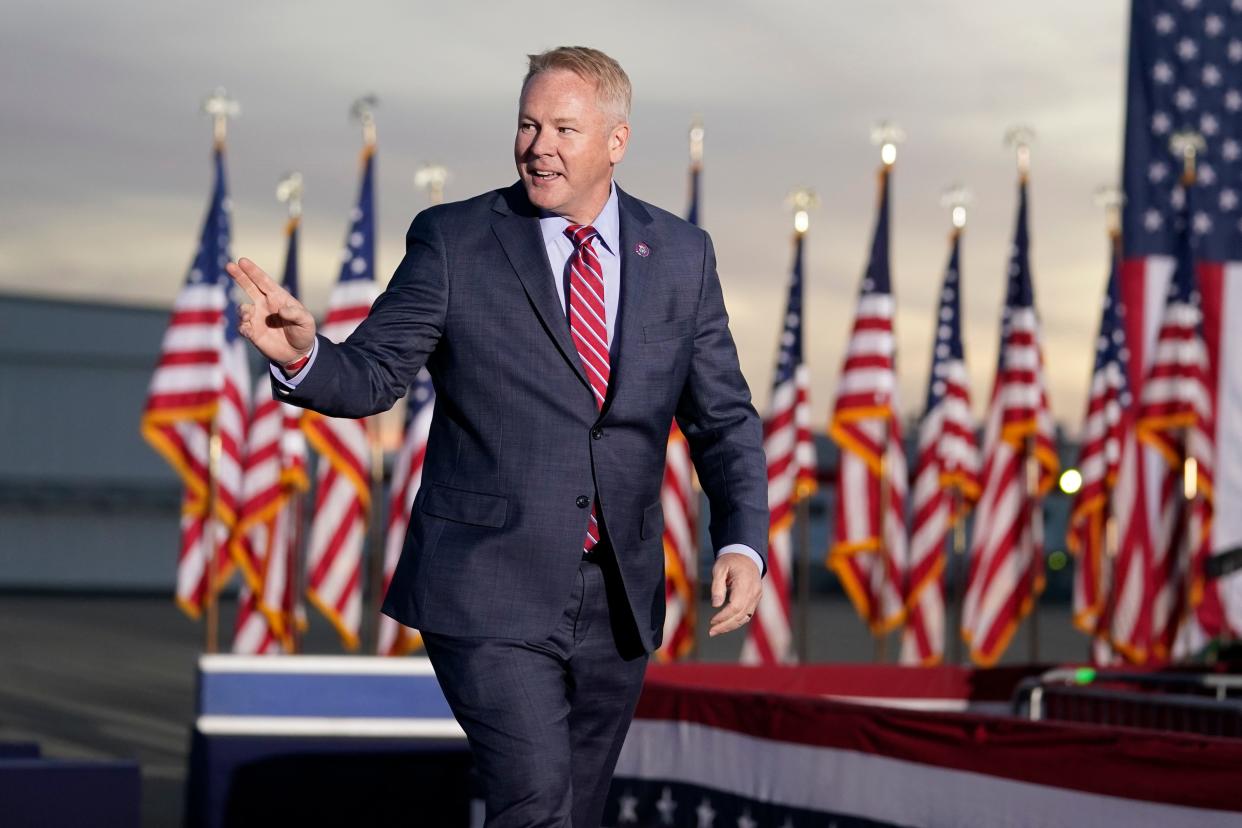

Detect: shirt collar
538,180,619,257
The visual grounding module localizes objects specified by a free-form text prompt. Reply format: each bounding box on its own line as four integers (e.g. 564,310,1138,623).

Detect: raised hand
225,257,317,366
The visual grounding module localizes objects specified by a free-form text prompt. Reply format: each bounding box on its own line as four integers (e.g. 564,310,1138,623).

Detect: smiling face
514,69,629,225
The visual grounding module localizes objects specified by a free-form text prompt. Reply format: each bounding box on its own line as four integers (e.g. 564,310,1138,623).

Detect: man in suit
227,46,768,828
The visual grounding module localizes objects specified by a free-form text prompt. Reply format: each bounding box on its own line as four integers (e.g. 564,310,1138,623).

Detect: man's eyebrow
519,115,581,126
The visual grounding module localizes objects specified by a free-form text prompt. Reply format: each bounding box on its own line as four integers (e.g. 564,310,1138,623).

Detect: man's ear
609,122,630,164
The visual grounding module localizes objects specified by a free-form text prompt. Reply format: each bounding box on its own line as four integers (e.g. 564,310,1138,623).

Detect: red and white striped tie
566,223,608,553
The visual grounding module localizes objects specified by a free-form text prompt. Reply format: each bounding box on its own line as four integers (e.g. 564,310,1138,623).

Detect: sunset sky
2,0,1130,434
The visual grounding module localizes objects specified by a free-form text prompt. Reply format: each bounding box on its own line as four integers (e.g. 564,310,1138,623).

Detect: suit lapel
605,185,657,416
491,185,590,390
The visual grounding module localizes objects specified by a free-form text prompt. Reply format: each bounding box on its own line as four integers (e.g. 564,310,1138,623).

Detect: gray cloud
1,0,1129,434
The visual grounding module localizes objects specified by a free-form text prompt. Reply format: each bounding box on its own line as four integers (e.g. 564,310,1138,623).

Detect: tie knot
565,224,599,249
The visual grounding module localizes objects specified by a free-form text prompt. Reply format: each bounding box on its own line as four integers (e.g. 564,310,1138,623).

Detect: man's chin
522,178,566,212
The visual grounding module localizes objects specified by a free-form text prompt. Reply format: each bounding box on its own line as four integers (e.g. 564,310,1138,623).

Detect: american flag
742,227,817,665
960,176,1058,666
1111,211,1216,661
827,168,908,640
1068,238,1132,659
1107,0,1242,661
378,369,434,657
900,229,979,666
232,217,310,655
302,146,381,650
141,145,248,618
654,156,702,663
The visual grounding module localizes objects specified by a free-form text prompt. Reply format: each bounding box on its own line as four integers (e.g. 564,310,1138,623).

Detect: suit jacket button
576,495,590,509
591,427,603,440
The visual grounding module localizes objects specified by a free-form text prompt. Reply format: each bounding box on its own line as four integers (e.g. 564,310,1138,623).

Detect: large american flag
827,168,908,640
900,229,979,666
742,228,817,665
1068,238,1132,660
960,176,1058,666
378,369,434,657
141,145,248,618
1107,0,1242,662
302,146,381,650
655,158,703,663
232,217,310,655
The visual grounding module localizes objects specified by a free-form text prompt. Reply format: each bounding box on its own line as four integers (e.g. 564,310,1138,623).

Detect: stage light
1059,468,1083,494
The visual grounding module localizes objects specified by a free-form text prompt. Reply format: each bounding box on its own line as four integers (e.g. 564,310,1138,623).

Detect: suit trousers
421,546,649,828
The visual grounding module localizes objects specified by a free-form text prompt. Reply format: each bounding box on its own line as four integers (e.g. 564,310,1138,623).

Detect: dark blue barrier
0,759,140,827
0,742,40,759
185,654,472,828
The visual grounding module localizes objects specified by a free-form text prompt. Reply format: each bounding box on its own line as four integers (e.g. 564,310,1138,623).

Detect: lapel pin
634,242,650,258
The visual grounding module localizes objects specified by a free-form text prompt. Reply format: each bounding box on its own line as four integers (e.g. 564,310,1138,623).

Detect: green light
1074,668,1097,685
1048,550,1068,571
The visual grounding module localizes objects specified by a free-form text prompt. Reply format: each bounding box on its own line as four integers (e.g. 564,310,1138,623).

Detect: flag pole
204,421,223,654
349,97,389,654
686,120,704,660
789,197,813,664
1024,437,1040,663
290,490,307,654
1092,186,1125,665
1172,134,1204,657
794,208,814,665
870,130,901,664
1005,127,1042,665
941,188,970,667
201,89,236,656
948,488,965,665
277,172,306,655
875,434,890,664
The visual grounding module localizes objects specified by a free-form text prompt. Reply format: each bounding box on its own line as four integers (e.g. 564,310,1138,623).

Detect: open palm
225,257,317,366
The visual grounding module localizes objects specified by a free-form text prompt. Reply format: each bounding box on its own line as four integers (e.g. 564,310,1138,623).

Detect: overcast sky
1,0,1130,433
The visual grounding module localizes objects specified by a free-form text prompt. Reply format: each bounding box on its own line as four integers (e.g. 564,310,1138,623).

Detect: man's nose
528,128,556,157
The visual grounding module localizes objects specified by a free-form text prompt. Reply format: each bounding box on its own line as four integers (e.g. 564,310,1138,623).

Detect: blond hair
523,46,631,125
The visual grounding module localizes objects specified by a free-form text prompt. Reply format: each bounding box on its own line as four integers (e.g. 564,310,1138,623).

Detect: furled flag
141,143,249,618
960,176,1058,666
900,228,979,666
1110,0,1241,655
827,167,908,640
302,145,381,650
1068,236,1132,659
378,369,434,657
1111,206,1215,662
741,226,817,665
231,215,310,654
655,141,703,663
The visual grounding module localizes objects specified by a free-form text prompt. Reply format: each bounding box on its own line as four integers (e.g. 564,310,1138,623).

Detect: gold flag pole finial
1005,125,1036,181
277,172,304,220
202,87,240,149
786,188,820,237
1170,129,1206,187
689,116,705,170
351,95,379,148
871,120,905,169
414,163,449,206
1093,185,1125,242
941,184,972,234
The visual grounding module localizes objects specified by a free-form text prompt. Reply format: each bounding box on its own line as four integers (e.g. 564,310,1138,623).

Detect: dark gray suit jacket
275,182,768,652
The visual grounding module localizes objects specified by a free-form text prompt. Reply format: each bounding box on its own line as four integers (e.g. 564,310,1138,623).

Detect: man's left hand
708,552,763,637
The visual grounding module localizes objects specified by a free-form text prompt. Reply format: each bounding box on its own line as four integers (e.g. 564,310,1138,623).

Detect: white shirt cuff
716,544,764,577
270,338,319,389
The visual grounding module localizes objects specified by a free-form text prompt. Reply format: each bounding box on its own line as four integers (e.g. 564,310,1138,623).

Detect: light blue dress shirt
275,181,763,576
